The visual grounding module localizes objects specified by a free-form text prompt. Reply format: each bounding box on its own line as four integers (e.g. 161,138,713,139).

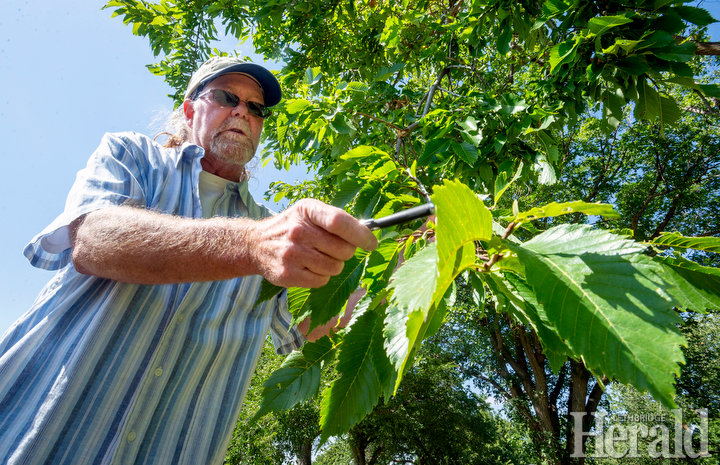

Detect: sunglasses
197,89,271,118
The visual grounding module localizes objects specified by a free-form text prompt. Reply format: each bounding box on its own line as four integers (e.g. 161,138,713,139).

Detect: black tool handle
361,203,435,230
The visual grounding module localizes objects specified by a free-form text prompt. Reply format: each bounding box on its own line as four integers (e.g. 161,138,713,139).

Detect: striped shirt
0,132,304,465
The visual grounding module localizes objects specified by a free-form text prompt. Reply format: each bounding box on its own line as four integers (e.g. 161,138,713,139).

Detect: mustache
217,120,251,135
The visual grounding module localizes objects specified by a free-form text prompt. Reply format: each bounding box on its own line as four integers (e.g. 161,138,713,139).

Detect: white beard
209,132,256,168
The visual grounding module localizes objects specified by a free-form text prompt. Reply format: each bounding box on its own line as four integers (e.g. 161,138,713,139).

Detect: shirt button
154,367,163,377
176,314,185,322
127,431,137,443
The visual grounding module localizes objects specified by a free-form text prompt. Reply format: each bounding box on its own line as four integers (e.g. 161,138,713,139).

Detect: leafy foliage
105,0,720,456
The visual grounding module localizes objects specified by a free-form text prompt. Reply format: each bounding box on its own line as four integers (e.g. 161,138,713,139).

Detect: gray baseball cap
184,56,282,107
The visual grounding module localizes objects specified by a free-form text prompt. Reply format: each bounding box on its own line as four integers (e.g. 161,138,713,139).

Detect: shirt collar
179,142,253,199
178,142,205,165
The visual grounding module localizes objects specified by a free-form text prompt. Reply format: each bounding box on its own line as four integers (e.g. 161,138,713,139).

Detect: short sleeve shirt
0,132,304,465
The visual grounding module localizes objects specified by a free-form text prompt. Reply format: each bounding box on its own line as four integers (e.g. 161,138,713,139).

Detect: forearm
71,205,259,284
70,199,377,288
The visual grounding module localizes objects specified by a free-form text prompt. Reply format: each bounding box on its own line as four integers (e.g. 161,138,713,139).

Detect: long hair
160,106,191,148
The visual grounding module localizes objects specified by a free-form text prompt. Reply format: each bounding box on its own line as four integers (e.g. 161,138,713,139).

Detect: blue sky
1,1,720,335
0,1,307,334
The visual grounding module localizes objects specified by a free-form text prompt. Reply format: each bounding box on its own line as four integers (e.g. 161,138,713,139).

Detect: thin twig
355,111,404,132
502,221,517,240
410,66,452,129
405,169,432,203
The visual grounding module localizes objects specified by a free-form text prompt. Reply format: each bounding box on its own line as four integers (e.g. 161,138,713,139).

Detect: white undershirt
198,170,230,218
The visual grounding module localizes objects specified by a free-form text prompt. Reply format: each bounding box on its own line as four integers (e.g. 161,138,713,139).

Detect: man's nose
230,101,251,117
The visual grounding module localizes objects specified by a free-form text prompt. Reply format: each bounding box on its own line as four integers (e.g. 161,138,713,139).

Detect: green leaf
499,94,528,115
384,304,426,385
386,180,492,387
603,39,644,55
673,6,717,27
373,62,405,82
496,20,513,55
615,56,649,76
549,39,578,73
513,200,620,225
509,224,685,409
287,287,311,318
354,181,383,219
588,15,634,36
491,272,574,373
493,161,525,204
343,81,369,93
636,79,660,120
331,179,363,208
285,98,312,114
648,232,720,253
304,250,370,330
304,67,323,85
388,242,439,314
451,140,479,166
385,270,451,392
659,95,681,124
420,138,451,164
699,84,720,98
254,279,284,308
434,179,493,268
253,337,335,421
320,308,395,441
363,239,403,295
341,145,383,160
330,114,357,135
467,269,486,307
535,154,557,185
654,255,720,311
542,0,570,17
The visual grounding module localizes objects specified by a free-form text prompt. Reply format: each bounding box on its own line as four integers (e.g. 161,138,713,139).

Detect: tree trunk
483,311,608,465
350,434,368,465
297,440,313,465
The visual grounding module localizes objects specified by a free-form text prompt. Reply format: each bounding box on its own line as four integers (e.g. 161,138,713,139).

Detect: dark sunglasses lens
210,89,267,117
212,89,239,107
246,101,268,118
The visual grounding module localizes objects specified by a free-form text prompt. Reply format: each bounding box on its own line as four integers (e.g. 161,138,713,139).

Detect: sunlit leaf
252,337,335,421
513,200,620,225
648,232,720,253
588,14,634,36
655,255,720,311
510,224,685,408
319,308,395,442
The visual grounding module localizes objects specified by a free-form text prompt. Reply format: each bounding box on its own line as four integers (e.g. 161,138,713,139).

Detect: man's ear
183,100,194,126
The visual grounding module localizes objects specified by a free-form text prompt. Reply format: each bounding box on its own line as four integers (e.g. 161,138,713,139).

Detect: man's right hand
247,199,378,288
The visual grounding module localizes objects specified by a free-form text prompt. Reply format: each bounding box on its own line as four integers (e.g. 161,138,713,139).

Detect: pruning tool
360,203,435,230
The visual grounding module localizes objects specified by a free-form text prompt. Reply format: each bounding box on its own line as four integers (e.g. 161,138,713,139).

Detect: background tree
584,313,720,463
345,356,533,465
314,441,354,465
225,339,324,465
106,1,720,464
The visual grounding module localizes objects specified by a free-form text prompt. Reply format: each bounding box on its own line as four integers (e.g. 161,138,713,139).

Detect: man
0,56,377,465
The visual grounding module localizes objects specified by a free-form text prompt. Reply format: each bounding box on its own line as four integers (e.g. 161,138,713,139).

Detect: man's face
184,73,265,180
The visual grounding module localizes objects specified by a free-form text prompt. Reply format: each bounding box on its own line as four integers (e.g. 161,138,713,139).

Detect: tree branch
409,66,452,130
693,41,720,56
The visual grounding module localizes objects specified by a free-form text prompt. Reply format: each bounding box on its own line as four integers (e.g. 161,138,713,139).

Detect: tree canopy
106,1,720,462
